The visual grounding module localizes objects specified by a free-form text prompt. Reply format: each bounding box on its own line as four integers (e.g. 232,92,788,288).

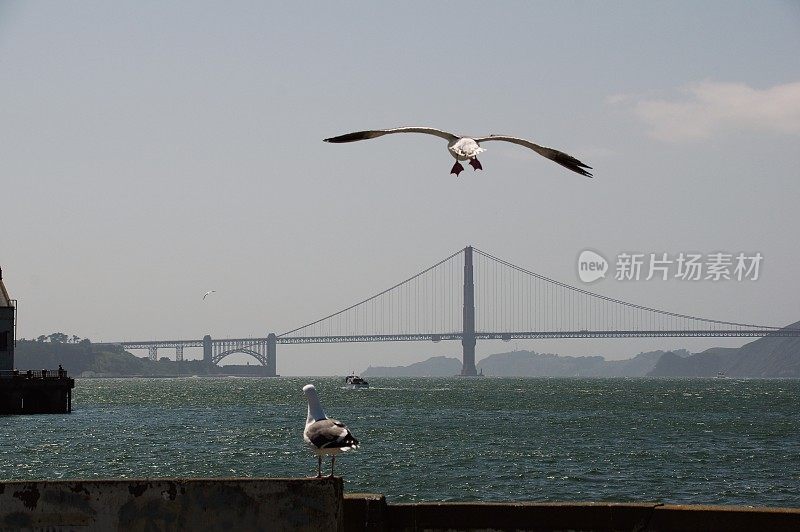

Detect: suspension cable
280,247,464,337
472,247,781,330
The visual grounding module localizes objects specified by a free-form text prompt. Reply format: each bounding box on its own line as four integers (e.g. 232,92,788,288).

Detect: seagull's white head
303,384,327,423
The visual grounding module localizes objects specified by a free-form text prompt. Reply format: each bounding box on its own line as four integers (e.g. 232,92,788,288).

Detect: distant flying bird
323,127,593,177
303,384,359,477
202,290,216,301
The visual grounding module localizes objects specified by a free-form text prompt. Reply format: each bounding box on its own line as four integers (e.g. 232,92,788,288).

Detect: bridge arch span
212,348,267,366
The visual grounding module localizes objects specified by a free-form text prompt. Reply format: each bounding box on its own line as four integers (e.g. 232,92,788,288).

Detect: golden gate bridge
99,246,800,376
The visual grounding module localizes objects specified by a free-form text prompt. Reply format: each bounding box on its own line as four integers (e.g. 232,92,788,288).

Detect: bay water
1,377,798,506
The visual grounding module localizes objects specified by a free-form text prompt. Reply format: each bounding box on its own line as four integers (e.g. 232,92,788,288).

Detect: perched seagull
323,127,593,177
303,384,359,478
202,290,216,301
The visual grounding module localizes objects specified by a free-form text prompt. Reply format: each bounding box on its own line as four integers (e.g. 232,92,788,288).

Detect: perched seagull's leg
469,158,482,171
450,161,464,176
330,455,336,477
317,456,323,478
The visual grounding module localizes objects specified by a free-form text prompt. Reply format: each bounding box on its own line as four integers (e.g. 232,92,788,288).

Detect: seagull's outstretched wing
202,290,216,300
474,135,593,177
324,127,458,143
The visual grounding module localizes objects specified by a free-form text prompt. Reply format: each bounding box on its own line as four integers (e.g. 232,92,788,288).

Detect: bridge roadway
103,327,799,352
276,328,800,343
98,326,800,378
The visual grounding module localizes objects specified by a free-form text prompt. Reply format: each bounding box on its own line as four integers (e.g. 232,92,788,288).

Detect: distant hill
477,349,674,377
649,321,800,378
477,350,602,377
15,339,141,375
362,349,681,377
363,356,461,377
600,350,688,376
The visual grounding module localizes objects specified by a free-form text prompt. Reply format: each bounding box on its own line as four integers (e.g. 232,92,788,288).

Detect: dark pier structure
0,268,74,414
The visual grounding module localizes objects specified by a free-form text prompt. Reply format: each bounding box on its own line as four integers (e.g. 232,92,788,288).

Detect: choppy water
1,377,798,506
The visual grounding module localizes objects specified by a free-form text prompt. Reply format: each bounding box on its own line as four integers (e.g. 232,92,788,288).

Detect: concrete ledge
651,504,800,531
2,481,798,531
385,501,658,532
0,477,343,531
344,493,388,531
343,497,800,532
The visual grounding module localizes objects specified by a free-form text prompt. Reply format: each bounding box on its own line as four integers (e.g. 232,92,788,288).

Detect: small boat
344,374,369,389
716,371,727,379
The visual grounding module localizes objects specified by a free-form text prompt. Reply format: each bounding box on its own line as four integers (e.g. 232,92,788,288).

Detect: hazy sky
2,1,799,375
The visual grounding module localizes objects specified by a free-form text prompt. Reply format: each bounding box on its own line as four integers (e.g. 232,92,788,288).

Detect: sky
1,1,799,375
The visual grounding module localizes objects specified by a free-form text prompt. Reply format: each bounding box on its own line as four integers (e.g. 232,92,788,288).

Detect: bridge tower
266,333,277,376
203,335,212,364
461,246,478,376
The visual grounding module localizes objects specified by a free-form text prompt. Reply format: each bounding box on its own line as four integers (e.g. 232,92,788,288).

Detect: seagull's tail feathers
338,431,359,451
340,437,359,451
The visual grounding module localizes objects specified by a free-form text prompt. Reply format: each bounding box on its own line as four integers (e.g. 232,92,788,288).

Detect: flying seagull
323,127,593,177
303,384,359,478
202,290,216,301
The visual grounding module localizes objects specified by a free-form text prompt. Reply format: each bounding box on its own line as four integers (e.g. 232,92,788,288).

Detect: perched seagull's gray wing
324,127,458,143
304,419,359,450
474,135,593,177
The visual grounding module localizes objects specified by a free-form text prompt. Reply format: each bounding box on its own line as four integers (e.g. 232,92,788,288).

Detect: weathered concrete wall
1,480,797,531
343,495,800,532
0,477,343,531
